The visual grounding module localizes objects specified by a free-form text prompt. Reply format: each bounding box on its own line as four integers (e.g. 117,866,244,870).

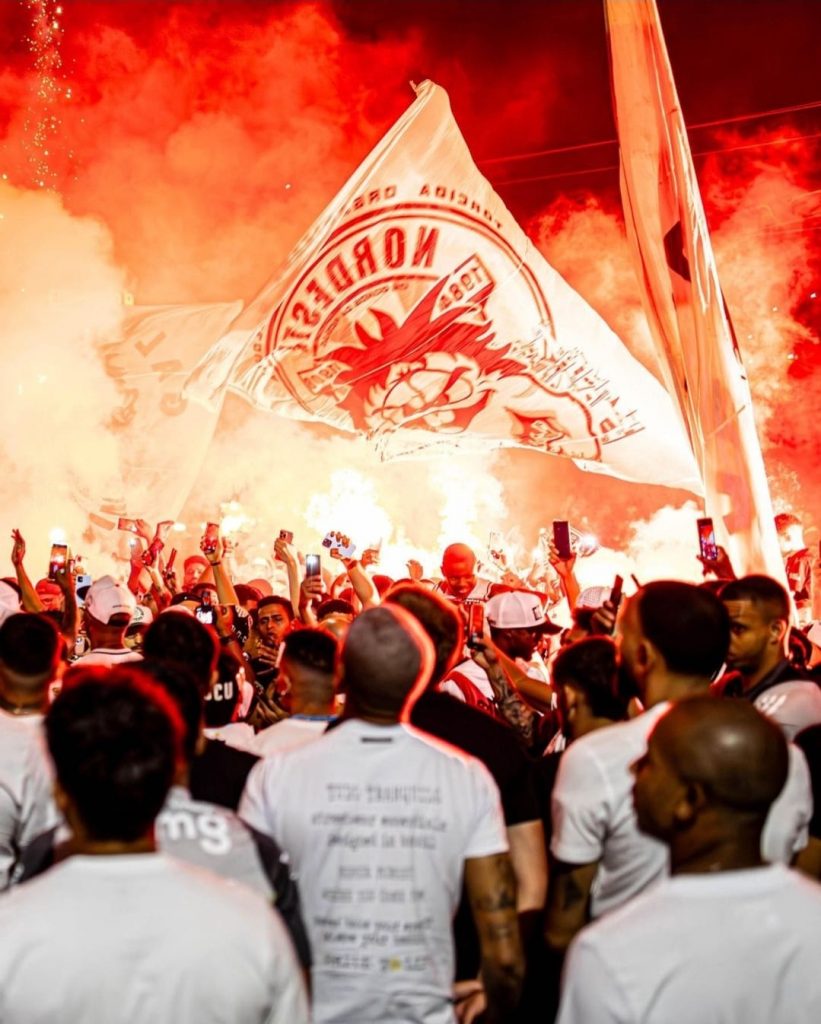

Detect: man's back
0,852,307,1024
156,785,311,968
551,704,670,917
558,864,821,1024
240,718,508,1024
552,703,811,917
0,710,58,890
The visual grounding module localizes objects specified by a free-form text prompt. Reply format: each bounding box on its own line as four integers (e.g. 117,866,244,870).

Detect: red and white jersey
432,577,495,605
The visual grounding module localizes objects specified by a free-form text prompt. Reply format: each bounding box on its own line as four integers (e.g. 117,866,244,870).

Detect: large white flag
72,300,242,529
186,80,699,491
606,0,784,578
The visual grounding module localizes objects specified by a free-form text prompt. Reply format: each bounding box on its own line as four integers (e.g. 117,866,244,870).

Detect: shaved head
340,606,434,720
656,698,788,812
633,696,789,855
442,543,476,570
440,543,477,602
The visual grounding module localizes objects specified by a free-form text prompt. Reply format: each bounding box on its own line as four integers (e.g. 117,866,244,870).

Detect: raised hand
274,535,297,565
10,529,25,568
547,536,576,575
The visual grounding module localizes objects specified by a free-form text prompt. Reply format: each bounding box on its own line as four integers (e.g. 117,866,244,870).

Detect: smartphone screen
48,543,68,580
195,605,215,625
117,518,139,533
202,522,219,555
305,554,321,577
697,517,718,561
553,520,572,560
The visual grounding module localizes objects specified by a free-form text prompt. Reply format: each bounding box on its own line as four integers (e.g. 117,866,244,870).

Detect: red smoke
0,0,819,568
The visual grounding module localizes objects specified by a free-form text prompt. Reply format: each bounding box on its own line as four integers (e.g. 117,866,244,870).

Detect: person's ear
636,639,653,674
770,618,788,646
672,780,706,828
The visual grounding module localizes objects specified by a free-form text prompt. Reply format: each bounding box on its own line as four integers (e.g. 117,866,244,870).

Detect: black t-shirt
410,690,540,826
189,738,259,811
795,724,821,840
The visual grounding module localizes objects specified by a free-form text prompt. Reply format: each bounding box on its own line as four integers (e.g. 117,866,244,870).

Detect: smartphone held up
48,543,69,581
201,522,220,556
552,520,572,561
466,602,484,649
697,517,718,562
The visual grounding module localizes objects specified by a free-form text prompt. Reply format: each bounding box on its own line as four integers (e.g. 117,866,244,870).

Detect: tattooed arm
469,639,541,745
464,852,525,1023
544,859,598,953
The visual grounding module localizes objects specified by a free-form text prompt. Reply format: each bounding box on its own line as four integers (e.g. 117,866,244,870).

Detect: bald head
440,544,477,602
654,698,788,813
340,606,434,721
633,696,789,857
442,543,476,569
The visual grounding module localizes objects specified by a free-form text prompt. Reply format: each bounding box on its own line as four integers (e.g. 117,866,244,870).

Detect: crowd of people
0,512,820,1023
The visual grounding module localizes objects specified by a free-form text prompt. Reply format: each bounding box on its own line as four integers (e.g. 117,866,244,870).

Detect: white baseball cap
576,586,613,610
485,590,561,634
85,575,136,625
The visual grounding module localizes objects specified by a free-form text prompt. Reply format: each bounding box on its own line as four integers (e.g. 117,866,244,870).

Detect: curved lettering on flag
251,201,608,462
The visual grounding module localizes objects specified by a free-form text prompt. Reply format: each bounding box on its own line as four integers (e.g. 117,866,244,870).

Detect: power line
480,97,821,167
494,130,821,188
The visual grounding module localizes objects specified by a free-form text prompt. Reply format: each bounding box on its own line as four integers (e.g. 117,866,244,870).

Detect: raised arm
273,536,301,615
548,538,580,611
52,558,78,649
10,530,43,613
203,529,239,607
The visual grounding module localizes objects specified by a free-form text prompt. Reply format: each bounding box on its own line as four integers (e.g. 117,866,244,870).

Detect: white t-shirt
0,711,59,891
551,703,671,918
204,722,258,753
240,718,508,1024
558,864,821,1024
0,853,308,1024
156,786,288,899
253,716,331,757
74,647,143,667
551,702,811,918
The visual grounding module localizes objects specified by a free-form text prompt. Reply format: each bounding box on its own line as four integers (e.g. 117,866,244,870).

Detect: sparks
21,0,69,190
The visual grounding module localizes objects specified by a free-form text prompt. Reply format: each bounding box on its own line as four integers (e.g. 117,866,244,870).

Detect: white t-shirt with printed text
240,717,508,1024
